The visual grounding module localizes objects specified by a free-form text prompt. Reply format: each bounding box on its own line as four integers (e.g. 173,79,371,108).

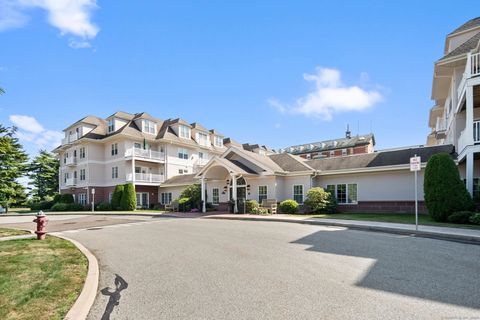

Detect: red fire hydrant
33,211,48,240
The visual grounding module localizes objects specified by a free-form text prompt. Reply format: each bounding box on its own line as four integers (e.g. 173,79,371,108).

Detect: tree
304,187,337,214
0,125,28,211
424,153,474,221
180,184,201,209
111,185,124,210
27,150,59,201
0,88,4,95
120,183,136,210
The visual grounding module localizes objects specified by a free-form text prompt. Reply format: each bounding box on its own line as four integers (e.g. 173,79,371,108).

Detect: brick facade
61,185,159,205
337,201,427,214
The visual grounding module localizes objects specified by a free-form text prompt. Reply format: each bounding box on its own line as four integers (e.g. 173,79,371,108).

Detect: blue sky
0,1,477,156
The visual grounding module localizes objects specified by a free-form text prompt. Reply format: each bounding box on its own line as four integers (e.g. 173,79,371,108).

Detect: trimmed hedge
279,199,299,214
304,187,337,214
29,200,54,211
120,183,136,210
424,153,474,221
246,200,260,213
60,194,74,204
447,211,474,224
50,203,84,211
470,213,480,225
111,185,124,210
96,202,111,211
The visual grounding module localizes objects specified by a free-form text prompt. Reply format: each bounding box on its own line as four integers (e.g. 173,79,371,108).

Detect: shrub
50,203,69,211
279,199,299,214
251,206,269,215
96,202,111,211
178,197,191,212
447,211,474,224
60,194,75,204
111,185,124,210
469,213,480,225
180,184,201,209
246,200,260,213
29,200,54,211
424,153,474,222
304,187,337,214
67,203,85,211
120,183,136,211
53,194,62,203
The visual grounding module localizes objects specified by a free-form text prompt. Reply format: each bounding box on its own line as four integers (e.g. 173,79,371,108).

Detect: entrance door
236,187,246,200
136,192,149,209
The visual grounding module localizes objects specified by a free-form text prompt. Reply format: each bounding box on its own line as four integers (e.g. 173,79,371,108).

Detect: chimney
345,124,351,139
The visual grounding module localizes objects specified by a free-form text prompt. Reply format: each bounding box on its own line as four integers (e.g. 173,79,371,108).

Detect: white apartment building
427,17,480,198
54,112,228,208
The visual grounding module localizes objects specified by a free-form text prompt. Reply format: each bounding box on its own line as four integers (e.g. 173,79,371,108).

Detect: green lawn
291,213,480,230
0,228,30,237
0,236,87,320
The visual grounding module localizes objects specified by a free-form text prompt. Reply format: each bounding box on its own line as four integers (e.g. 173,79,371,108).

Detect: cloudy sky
0,0,476,156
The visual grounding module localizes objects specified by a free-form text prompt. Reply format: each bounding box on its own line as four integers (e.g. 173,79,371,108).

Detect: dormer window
143,120,156,134
214,136,223,148
179,125,191,139
108,119,115,133
196,132,209,146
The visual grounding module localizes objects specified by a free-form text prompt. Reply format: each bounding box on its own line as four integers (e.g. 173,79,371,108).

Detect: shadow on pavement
291,228,480,309
100,274,129,320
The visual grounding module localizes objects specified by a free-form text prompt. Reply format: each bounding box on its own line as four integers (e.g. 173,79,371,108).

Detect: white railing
470,52,480,77
126,173,165,183
435,117,446,133
457,121,480,154
125,147,165,161
65,178,77,186
62,133,80,145
65,157,77,166
195,158,209,166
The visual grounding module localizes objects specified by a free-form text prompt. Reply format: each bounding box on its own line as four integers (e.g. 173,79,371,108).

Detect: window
347,184,358,204
74,171,77,179
109,192,113,203
112,166,118,179
214,136,223,147
161,192,172,205
328,183,358,204
178,125,191,139
293,185,304,204
111,143,118,156
196,132,209,145
199,152,204,159
73,149,77,158
108,119,115,133
80,169,86,181
329,150,335,156
79,147,86,159
178,148,188,159
64,153,68,164
212,188,219,205
258,186,268,203
143,120,156,134
78,193,87,205
179,169,188,174
342,149,347,156
336,184,347,204
64,172,69,183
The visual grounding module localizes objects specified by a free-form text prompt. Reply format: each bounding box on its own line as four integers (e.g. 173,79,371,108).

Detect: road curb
0,212,166,218
53,234,99,320
204,216,480,245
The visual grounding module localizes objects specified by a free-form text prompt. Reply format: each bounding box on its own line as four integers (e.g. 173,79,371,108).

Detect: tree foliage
27,150,59,201
0,125,28,211
120,183,136,210
304,187,337,214
180,184,201,208
424,153,474,221
111,185,124,210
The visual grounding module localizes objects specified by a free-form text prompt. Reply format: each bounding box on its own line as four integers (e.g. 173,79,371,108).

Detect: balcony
61,133,80,145
457,120,480,154
65,157,77,166
125,147,165,162
126,173,165,184
457,52,480,101
65,178,77,187
435,117,446,139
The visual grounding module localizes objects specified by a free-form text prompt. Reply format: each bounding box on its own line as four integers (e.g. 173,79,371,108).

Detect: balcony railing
435,117,446,133
65,178,77,187
458,52,480,101
125,147,165,161
126,173,165,183
457,120,480,154
61,133,80,145
65,157,77,166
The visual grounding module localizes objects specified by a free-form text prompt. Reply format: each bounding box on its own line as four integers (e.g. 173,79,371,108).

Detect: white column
132,158,135,184
232,174,238,213
466,85,474,147
466,152,474,196
201,177,206,213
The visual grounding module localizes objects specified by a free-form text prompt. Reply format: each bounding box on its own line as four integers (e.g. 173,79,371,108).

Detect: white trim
292,184,304,204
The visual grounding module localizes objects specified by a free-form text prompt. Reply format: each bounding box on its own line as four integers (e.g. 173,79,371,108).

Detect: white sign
410,156,421,172
91,188,95,195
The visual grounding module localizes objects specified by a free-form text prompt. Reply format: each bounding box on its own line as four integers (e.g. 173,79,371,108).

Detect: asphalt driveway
52,218,480,320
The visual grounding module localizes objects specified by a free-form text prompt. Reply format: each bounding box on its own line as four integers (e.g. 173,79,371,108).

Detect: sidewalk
204,214,480,244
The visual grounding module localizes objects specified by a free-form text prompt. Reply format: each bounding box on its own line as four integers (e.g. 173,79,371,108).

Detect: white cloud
68,39,91,49
9,114,62,150
269,67,383,121
0,0,99,46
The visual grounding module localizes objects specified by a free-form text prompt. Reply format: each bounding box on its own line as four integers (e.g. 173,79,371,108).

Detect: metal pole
414,154,418,231
91,189,95,213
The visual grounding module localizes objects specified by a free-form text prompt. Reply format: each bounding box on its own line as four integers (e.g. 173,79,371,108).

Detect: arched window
230,177,246,186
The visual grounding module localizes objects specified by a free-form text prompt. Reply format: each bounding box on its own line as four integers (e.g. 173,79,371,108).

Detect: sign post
91,188,95,213
410,155,421,231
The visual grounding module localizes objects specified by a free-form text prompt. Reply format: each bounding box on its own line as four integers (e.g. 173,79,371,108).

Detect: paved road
47,217,480,320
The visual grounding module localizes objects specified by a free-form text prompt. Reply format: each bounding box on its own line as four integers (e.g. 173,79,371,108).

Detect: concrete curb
0,212,166,218
53,234,99,320
204,216,480,245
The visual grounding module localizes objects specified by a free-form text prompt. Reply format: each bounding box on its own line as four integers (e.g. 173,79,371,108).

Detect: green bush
96,202,111,211
60,194,74,204
29,200,54,211
111,185,124,210
251,206,269,215
246,200,260,213
178,197,191,212
180,184,201,209
279,199,299,214
424,153,474,222
304,187,337,214
447,211,474,224
50,203,69,211
68,203,85,211
469,213,480,225
53,194,62,203
120,183,136,211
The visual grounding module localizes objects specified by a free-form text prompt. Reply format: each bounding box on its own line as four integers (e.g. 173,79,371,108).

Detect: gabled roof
449,17,480,36
63,115,106,131
209,129,224,136
439,31,480,62
106,111,135,120
306,144,455,172
133,112,161,122
224,137,242,147
284,133,375,154
268,153,314,172
190,122,209,132
169,118,191,127
226,147,284,173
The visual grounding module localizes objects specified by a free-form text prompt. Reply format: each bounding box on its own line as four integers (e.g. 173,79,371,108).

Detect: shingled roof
449,17,480,35
439,31,480,62
268,153,313,172
162,174,198,186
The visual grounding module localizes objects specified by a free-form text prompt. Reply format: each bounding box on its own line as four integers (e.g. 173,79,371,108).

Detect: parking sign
410,156,421,171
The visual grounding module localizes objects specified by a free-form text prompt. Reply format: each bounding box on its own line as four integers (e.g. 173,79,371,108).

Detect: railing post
467,53,472,78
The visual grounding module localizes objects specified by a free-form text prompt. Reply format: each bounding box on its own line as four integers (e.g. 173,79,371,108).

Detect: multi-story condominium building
54,112,228,208
427,17,480,197
280,129,375,159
